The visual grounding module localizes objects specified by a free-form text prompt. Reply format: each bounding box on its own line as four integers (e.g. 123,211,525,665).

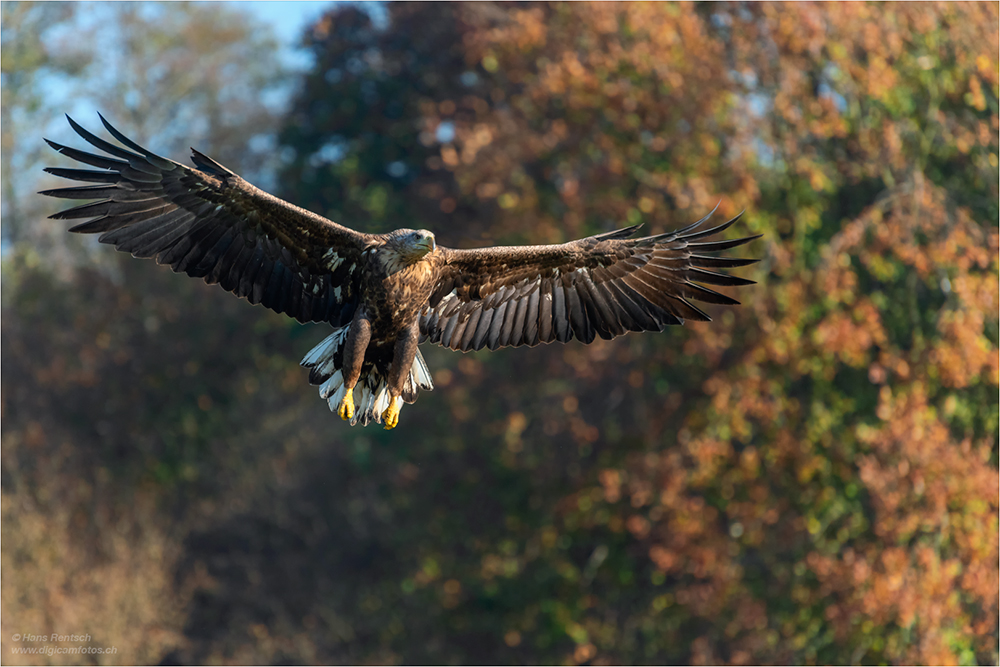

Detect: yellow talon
337,387,355,421
382,396,402,430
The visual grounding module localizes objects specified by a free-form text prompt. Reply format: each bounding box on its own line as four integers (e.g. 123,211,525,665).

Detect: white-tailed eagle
42,115,759,429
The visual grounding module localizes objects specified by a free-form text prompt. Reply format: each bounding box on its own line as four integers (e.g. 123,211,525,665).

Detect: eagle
41,115,759,429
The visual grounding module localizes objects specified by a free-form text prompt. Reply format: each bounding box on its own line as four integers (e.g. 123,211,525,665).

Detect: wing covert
420,209,760,351
40,114,373,326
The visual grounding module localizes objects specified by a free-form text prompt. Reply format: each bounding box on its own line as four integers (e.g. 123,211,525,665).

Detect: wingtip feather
592,223,643,242
677,200,722,235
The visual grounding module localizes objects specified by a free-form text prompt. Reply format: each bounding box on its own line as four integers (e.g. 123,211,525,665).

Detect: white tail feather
301,328,348,367
412,352,433,389
301,327,436,427
320,369,344,400
374,385,391,416
327,383,347,412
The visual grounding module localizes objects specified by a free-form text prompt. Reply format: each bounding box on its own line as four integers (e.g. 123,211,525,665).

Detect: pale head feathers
377,228,437,275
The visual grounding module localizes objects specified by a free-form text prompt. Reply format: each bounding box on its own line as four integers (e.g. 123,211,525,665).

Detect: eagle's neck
376,247,413,276
375,244,434,277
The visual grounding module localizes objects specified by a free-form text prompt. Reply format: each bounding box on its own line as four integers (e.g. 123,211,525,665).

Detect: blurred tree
265,3,997,665
277,4,479,238
2,3,296,662
67,3,286,179
3,2,287,256
1,2,85,252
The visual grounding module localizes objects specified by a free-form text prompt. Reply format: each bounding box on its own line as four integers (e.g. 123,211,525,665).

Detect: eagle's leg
383,396,403,430
338,311,372,421
383,323,419,430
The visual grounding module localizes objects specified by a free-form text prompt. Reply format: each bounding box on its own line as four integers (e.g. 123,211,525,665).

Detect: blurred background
2,2,997,664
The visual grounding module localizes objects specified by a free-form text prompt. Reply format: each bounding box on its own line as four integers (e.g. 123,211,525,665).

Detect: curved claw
337,387,355,421
382,396,402,430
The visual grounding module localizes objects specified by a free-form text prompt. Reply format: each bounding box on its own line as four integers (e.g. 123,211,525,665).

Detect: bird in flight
42,115,759,430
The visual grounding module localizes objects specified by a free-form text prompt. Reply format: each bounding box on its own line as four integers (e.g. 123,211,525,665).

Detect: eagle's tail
300,328,434,426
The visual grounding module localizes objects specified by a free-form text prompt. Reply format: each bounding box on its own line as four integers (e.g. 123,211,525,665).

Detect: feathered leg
382,323,420,429
338,310,371,421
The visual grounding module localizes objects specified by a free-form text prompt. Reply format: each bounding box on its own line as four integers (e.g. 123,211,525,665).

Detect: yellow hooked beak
416,233,436,254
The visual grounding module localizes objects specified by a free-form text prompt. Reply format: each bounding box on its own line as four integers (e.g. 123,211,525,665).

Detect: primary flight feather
41,115,760,429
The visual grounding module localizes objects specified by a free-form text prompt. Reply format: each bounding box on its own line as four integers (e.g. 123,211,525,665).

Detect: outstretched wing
40,114,373,326
420,209,759,351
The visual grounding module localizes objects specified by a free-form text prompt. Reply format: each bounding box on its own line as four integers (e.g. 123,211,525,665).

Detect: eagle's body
42,115,760,429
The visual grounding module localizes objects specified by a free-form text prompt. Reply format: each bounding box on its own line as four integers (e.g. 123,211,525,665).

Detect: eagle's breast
362,250,439,337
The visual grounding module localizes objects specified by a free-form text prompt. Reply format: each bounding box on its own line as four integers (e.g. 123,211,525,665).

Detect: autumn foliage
3,2,997,665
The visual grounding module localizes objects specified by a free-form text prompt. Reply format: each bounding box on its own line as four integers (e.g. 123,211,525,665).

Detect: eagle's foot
337,387,355,421
382,396,402,430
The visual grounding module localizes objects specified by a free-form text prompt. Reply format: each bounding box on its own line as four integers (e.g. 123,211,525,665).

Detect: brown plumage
41,115,760,429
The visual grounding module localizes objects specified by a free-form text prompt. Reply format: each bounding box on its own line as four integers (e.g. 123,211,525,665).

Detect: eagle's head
378,228,437,274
